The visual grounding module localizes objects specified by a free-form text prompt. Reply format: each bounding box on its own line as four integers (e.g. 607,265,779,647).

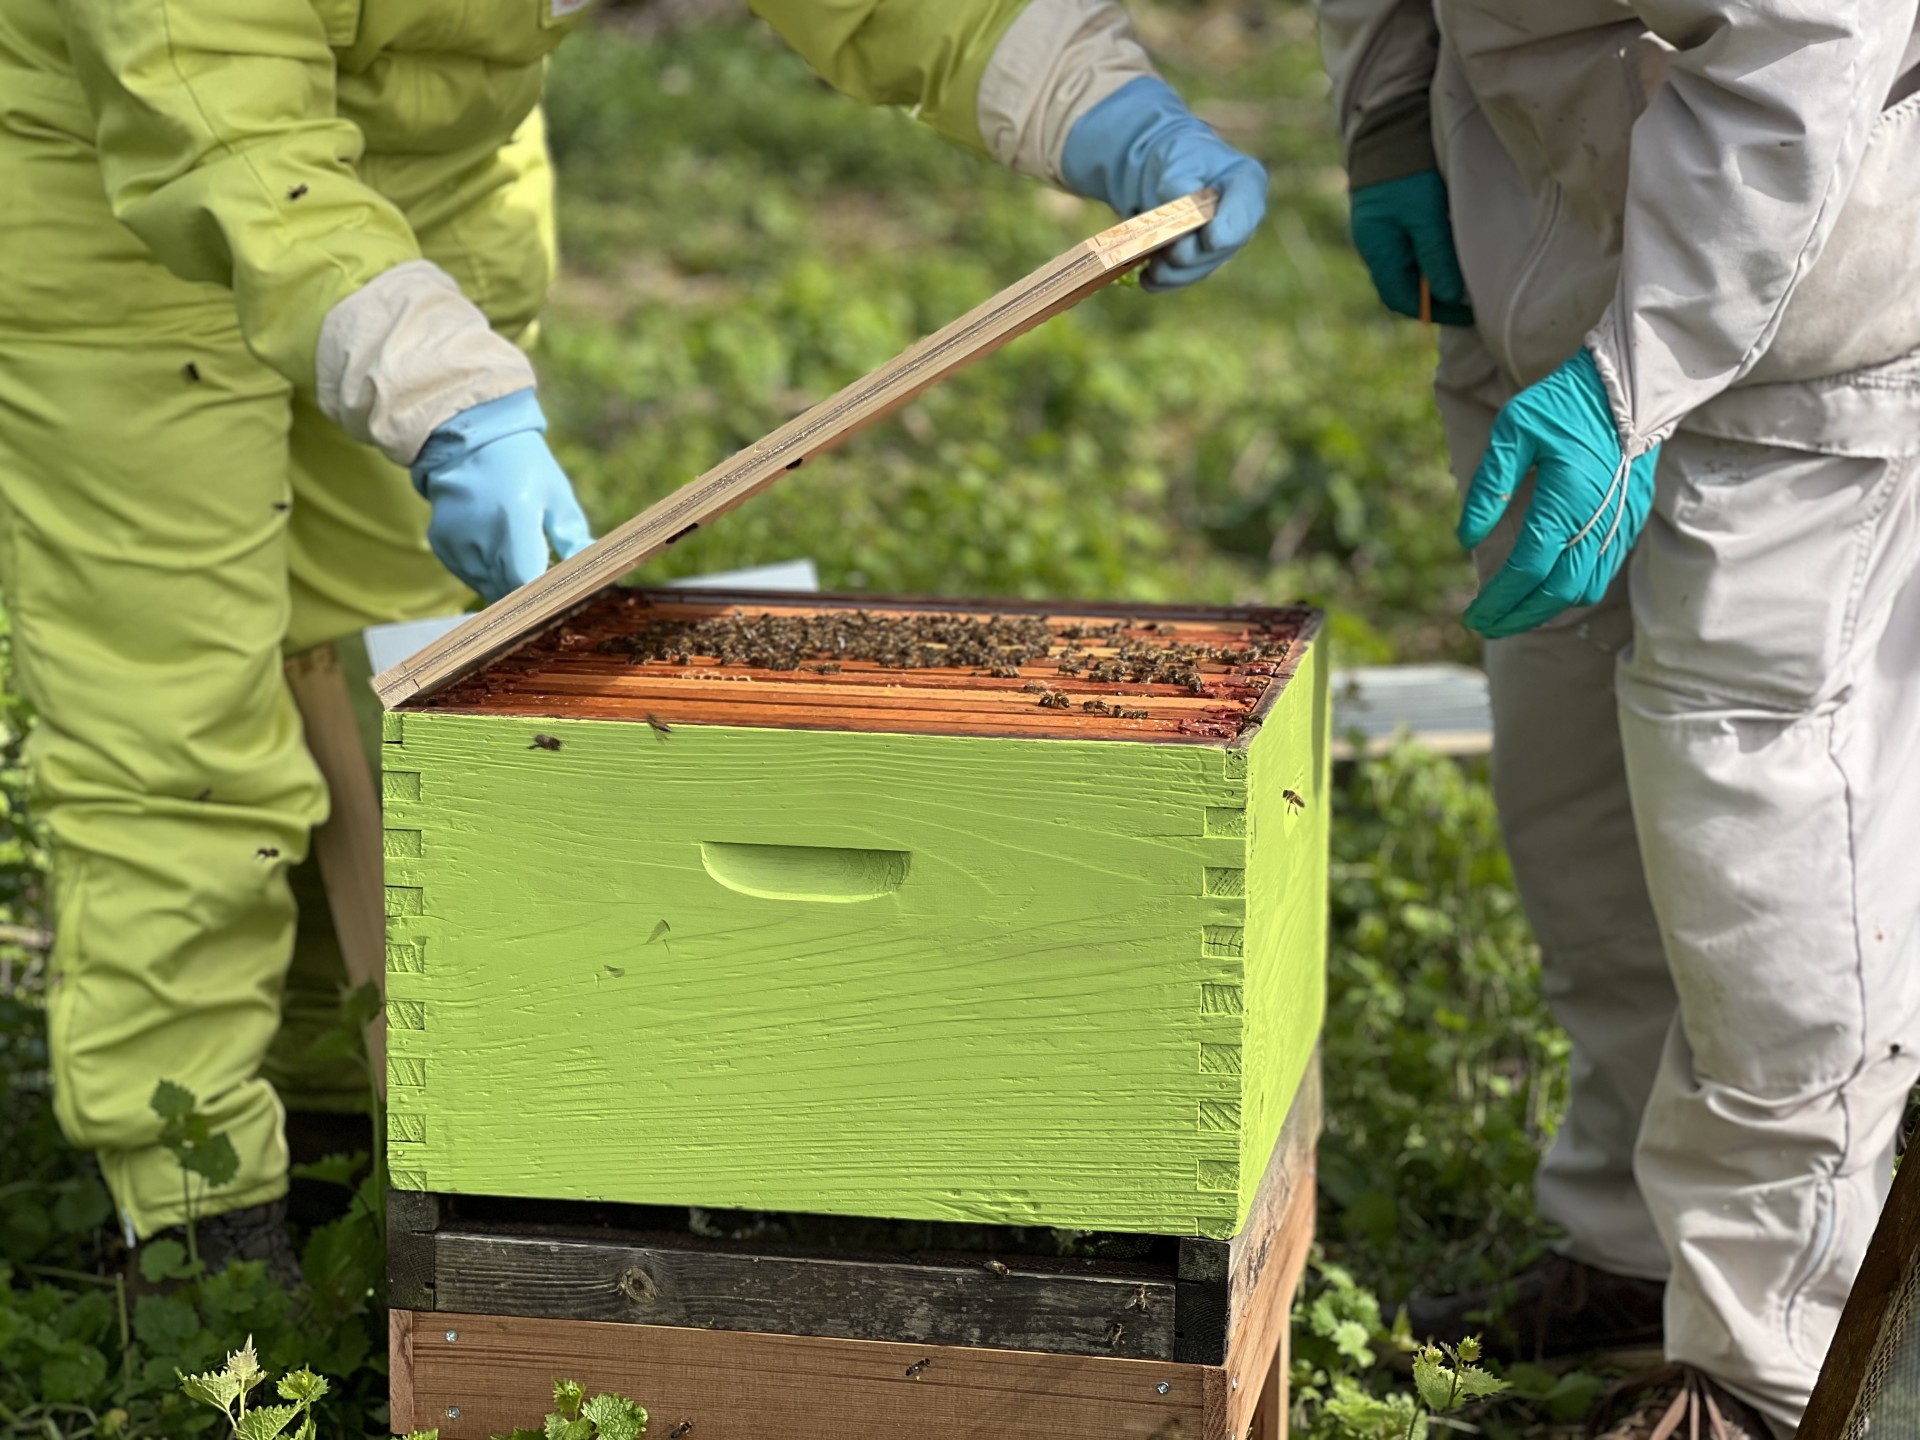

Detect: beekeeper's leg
1436,327,1673,1280
264,117,552,1099
1621,425,1920,1434
264,395,469,1111
0,318,323,1237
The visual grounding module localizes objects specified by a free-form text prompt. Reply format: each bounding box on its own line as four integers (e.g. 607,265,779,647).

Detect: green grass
0,6,1572,1436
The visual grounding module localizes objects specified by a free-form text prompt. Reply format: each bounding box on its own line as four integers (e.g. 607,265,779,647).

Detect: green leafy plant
1290,1265,1515,1440
498,1379,647,1440
0,1002,393,1435
1321,743,1568,1299
179,1338,440,1440
179,1338,325,1440
151,1080,242,1269
1412,1338,1509,1424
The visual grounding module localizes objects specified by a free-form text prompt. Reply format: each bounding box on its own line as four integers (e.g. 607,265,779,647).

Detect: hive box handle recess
699,842,912,903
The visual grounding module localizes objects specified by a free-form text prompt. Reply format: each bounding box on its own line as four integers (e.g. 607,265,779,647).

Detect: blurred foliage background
0,3,1575,1435
538,0,1477,664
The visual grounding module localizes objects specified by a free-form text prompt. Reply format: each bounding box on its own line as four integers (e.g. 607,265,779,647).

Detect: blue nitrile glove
1458,349,1659,638
409,388,594,604
1061,76,1268,290
1349,171,1472,325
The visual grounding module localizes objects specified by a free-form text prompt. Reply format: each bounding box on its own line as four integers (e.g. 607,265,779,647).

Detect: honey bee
1037,691,1072,710
646,713,673,740
529,734,562,752
905,1358,931,1380
1283,789,1306,813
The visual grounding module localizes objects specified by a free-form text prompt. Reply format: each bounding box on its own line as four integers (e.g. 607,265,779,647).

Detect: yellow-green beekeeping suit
0,0,1035,1237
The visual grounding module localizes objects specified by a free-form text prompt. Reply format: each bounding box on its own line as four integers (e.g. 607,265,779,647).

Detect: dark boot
1404,1252,1665,1362
135,1197,305,1295
1588,1365,1772,1440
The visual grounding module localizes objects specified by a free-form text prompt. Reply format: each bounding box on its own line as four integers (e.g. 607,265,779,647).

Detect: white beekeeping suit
1318,0,1920,1431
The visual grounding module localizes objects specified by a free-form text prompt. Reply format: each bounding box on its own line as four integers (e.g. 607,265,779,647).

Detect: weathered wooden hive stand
374,196,1330,1440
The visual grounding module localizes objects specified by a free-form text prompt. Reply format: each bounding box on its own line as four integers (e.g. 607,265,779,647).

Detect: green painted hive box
381,589,1328,1239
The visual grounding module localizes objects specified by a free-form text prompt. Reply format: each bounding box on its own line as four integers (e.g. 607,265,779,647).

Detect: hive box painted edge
382,607,1328,1239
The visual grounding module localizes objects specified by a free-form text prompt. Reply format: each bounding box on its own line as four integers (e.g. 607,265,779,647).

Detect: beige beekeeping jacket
1320,0,1920,457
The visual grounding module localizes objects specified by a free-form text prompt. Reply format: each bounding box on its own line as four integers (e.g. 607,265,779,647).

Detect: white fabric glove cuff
977,0,1157,187
316,259,539,468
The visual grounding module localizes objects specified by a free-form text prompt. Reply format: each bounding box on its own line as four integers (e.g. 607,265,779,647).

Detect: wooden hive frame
1801,1134,1920,1436
416,587,1315,742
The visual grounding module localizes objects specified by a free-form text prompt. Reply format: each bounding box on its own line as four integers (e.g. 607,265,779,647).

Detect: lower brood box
382,589,1327,1238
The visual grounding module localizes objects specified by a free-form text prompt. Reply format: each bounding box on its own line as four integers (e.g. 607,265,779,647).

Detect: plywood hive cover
371,192,1220,712
383,590,1328,1238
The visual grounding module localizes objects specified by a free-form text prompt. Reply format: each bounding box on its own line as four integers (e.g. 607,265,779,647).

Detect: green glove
1458,349,1659,638
1349,171,1472,325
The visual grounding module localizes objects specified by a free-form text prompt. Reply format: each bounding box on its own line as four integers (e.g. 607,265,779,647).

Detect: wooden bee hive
371,199,1323,1439
380,588,1326,1238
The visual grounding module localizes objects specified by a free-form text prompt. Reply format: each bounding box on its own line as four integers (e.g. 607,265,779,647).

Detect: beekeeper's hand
1348,170,1473,325
1061,77,1268,290
1458,349,1660,638
409,389,594,604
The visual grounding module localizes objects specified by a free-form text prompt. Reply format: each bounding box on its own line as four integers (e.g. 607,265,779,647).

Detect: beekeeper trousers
1435,330,1920,1435
0,96,468,1237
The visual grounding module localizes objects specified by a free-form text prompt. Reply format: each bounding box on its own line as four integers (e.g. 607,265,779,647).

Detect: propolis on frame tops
379,587,1328,1238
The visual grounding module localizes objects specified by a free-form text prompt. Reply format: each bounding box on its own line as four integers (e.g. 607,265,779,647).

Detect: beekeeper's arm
1586,0,1919,448
58,0,586,602
1314,0,1467,322
754,0,1268,287
1460,0,1918,640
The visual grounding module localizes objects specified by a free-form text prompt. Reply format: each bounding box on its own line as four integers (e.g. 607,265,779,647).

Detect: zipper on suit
1500,181,1566,377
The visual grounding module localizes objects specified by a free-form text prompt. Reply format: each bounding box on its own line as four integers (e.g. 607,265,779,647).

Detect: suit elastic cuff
1346,90,1437,190
315,259,538,468
977,0,1157,186
1584,313,1675,459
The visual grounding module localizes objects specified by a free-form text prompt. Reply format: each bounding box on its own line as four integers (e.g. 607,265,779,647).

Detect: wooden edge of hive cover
372,190,1219,710
1798,1142,1920,1438
388,1163,1312,1440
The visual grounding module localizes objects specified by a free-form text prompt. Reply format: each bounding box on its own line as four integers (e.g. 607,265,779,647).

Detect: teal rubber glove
410,388,594,604
1458,349,1658,638
1349,171,1472,325
1061,76,1268,290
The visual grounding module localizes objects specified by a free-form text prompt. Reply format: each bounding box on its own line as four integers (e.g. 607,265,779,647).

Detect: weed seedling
499,1378,647,1440
149,1080,240,1268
